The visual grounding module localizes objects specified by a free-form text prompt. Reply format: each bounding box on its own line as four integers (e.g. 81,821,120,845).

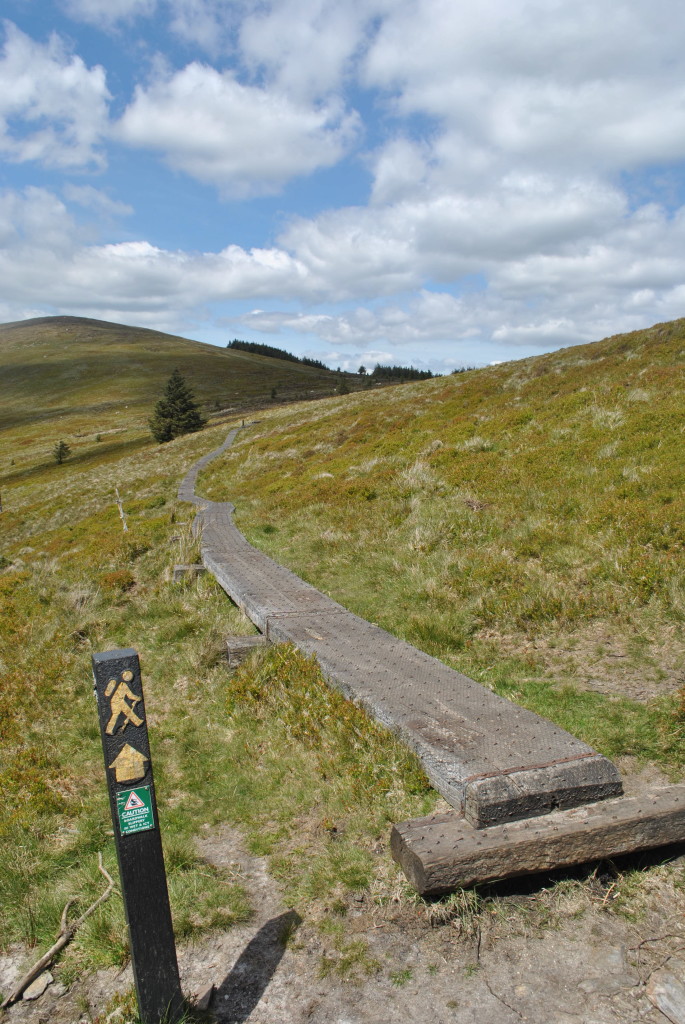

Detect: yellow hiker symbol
105,669,144,735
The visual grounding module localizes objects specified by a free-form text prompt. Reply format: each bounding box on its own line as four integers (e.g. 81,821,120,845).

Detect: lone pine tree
149,369,206,443
52,440,71,464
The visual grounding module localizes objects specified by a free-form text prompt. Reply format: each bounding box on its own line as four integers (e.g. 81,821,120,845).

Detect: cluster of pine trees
226,338,327,370
227,340,434,380
371,364,433,380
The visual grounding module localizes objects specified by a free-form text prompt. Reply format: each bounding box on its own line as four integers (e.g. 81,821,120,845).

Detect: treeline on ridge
227,338,436,381
227,338,328,370
370,364,433,380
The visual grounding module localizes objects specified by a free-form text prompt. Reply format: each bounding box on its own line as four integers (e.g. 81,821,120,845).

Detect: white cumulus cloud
364,0,685,176
116,62,360,196
0,187,311,323
240,291,474,348
62,0,238,52
278,173,626,299
0,21,110,168
63,185,133,218
239,0,389,100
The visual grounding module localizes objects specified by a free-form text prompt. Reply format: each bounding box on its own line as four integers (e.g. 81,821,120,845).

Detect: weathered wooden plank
391,785,685,895
266,610,622,826
225,634,269,667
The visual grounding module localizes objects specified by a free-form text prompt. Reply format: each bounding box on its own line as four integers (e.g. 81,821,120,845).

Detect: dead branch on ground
1,853,115,1010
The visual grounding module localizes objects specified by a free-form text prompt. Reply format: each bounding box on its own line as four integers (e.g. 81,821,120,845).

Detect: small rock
0,952,24,995
647,965,685,1024
52,982,68,997
604,945,625,973
22,971,53,1000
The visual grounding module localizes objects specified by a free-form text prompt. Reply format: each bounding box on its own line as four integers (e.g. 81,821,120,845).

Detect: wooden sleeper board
391,784,685,895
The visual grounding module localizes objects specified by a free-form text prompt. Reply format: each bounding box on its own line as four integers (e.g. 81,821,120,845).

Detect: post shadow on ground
207,909,302,1023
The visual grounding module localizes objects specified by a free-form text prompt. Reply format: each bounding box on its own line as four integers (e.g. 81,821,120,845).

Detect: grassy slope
2,315,684,1001
0,315,357,490
198,318,685,770
0,323,431,994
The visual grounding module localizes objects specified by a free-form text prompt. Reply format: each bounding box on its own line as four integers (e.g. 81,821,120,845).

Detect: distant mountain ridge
0,315,149,332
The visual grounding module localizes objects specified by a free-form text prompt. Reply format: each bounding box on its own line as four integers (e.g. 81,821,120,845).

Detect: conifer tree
149,369,206,443
53,440,71,464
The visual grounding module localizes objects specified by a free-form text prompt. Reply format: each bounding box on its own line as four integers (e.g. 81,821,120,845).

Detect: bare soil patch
4,806,685,1024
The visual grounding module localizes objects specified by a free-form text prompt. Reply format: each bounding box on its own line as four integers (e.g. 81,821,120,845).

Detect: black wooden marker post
92,648,183,1024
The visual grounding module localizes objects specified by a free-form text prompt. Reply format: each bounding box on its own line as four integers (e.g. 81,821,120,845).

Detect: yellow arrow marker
109,744,149,783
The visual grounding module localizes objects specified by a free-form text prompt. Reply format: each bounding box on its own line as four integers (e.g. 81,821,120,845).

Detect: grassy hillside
0,315,358,489
0,323,431,999
198,318,685,764
0,419,431,986
1,315,684,1006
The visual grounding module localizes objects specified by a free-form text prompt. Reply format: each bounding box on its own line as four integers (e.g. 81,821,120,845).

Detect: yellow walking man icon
105,670,144,735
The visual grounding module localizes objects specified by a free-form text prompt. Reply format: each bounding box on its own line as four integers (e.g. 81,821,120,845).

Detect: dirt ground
3,770,685,1024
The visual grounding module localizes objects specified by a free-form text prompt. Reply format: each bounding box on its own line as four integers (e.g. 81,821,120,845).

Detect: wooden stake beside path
92,648,183,1024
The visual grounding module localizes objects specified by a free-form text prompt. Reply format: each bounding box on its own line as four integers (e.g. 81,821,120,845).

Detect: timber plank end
225,634,269,667
172,563,207,582
392,785,685,896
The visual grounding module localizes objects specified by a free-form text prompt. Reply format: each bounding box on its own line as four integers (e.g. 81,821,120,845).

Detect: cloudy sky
2,1,685,370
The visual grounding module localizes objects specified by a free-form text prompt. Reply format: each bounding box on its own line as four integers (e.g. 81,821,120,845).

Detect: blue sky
2,0,685,371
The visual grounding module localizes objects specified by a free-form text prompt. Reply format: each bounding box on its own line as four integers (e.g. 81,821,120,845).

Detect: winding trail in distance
178,426,623,828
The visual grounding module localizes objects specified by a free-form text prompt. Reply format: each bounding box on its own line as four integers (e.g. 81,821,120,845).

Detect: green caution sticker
116,786,155,836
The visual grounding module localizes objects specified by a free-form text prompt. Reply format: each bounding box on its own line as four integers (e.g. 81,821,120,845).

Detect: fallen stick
1,853,115,1009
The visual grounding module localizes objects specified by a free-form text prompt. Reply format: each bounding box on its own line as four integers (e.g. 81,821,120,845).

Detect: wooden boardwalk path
179,427,622,829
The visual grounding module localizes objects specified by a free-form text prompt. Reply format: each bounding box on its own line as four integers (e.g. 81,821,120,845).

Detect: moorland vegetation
198,318,685,765
0,316,429,1000
1,314,684,1008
